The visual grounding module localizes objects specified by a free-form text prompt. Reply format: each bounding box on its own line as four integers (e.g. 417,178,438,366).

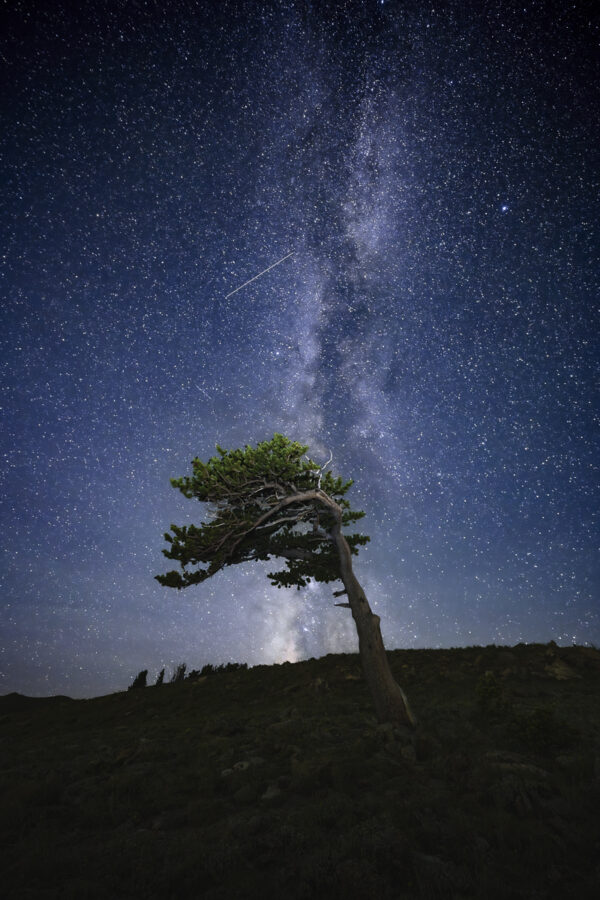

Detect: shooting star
225,251,294,299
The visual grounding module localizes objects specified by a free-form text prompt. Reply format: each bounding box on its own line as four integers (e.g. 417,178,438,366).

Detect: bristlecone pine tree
156,434,416,727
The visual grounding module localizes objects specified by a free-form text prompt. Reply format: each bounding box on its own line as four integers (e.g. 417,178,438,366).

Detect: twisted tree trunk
329,519,417,728
252,485,417,727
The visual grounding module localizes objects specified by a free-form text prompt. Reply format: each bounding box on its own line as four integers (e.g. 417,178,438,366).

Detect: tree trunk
330,522,417,728
251,485,417,727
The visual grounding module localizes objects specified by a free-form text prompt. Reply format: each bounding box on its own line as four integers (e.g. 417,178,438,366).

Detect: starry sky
1,0,598,698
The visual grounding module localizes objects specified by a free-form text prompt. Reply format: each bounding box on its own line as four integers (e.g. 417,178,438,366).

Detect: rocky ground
1,641,599,898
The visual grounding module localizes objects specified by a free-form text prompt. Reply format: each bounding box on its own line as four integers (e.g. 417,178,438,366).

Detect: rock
261,782,282,802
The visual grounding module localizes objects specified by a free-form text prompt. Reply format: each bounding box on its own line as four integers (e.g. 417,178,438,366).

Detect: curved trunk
330,522,417,728
243,485,417,727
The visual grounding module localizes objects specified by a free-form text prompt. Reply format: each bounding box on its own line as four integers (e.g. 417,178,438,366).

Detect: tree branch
226,489,342,563
305,449,333,489
255,517,304,532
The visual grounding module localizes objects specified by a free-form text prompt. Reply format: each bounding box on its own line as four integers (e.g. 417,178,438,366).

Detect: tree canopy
155,433,370,591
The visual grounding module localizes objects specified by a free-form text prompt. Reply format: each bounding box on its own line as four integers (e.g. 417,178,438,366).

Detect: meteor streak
225,251,294,298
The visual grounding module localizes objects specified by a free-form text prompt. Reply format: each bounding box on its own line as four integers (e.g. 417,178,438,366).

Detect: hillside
2,642,599,899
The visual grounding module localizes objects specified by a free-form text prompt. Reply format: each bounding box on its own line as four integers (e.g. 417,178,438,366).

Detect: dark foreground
2,642,599,899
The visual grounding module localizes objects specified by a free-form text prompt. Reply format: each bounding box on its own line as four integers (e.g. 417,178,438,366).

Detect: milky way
1,0,598,697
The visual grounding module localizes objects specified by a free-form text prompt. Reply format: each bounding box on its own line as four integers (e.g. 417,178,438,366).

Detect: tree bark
329,519,417,728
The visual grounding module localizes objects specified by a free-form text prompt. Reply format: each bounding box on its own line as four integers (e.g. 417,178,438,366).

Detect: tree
170,662,187,683
155,433,416,727
129,669,148,690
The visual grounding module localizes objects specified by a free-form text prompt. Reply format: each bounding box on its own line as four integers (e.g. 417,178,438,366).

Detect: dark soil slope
2,642,599,899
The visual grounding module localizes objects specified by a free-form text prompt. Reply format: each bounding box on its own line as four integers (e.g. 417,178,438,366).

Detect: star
1,0,596,698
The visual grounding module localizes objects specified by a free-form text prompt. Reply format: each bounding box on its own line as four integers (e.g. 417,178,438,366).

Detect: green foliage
155,433,369,592
128,670,148,690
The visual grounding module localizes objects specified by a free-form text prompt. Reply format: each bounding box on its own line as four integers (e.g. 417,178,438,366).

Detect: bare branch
334,602,351,608
317,448,333,489
254,513,310,530
304,449,333,489
332,588,347,597
226,489,342,563
248,482,287,498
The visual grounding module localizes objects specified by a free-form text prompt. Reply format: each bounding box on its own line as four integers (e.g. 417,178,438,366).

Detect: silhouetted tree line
128,661,247,690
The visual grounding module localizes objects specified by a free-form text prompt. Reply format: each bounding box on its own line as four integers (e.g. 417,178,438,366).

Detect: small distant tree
186,669,202,681
156,434,415,727
129,669,148,690
200,663,216,677
170,662,187,683
155,668,165,686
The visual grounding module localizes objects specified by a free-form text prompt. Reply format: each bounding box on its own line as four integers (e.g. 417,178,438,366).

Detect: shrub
475,671,511,717
509,705,576,752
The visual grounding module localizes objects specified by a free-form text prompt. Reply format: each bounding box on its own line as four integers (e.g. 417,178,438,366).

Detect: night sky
1,0,598,698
